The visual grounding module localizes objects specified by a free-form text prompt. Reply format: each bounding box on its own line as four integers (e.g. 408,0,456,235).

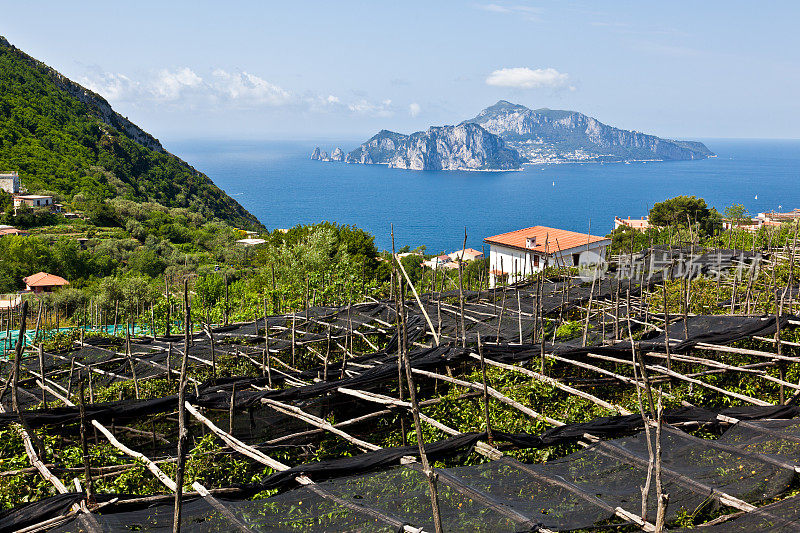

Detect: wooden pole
126,322,140,399
206,324,217,380
229,383,236,436
13,302,38,456
391,226,407,447
268,296,272,380
399,295,444,533
395,250,440,346
477,334,492,443
165,275,171,337
37,344,47,408
224,273,229,326
173,280,191,533
78,379,94,503
654,391,668,531
458,227,467,347
291,313,296,367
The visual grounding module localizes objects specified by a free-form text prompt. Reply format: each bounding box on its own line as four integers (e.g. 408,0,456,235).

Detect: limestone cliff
464,100,713,163
344,123,522,171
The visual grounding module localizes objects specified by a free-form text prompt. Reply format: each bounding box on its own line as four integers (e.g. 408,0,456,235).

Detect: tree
608,226,655,255
649,195,721,237
724,203,749,226
0,189,11,213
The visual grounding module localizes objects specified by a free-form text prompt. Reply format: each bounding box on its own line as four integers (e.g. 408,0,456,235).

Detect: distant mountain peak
479,100,530,115
314,101,712,171
465,101,713,163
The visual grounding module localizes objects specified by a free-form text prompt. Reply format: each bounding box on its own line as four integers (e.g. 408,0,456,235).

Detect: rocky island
312,101,713,170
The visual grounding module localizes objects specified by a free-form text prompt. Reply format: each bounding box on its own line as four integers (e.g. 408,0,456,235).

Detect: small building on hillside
422,254,452,269
721,208,800,232
0,171,20,195
447,248,484,262
236,238,267,246
0,295,22,311
756,209,800,224
484,226,611,287
14,194,54,209
722,219,760,232
614,216,651,232
0,225,28,237
23,272,69,294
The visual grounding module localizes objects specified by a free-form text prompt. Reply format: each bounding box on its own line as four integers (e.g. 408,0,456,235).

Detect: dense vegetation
0,36,260,229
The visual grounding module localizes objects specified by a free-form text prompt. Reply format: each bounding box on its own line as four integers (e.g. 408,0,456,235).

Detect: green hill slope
0,36,261,229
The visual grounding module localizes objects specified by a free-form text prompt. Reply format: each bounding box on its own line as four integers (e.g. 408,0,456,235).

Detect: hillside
0,36,261,229
464,100,714,163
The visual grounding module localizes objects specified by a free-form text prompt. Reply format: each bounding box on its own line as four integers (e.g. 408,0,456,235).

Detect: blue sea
168,139,800,254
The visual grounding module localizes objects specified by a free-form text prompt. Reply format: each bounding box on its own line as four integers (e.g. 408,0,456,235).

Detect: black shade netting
673,493,800,532
48,490,402,533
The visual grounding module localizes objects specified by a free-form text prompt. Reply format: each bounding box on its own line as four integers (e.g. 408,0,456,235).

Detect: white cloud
79,71,140,102
152,68,203,101
80,66,401,117
409,102,421,116
486,67,572,90
477,3,541,20
348,98,394,117
211,69,291,106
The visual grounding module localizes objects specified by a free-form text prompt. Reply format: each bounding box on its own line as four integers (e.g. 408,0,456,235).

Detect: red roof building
23,272,70,293
0,226,28,237
484,226,610,287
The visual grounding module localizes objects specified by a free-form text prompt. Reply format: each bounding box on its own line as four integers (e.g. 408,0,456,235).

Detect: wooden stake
399,296,444,533
458,227,467,347
229,383,236,436
477,334,492,443
37,344,47,408
165,275,171,337
78,379,94,502
173,281,191,533
224,273,229,326
126,322,140,399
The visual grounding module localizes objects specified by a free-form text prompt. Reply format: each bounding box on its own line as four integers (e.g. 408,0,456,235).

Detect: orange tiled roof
23,272,69,287
484,226,609,254
0,227,27,236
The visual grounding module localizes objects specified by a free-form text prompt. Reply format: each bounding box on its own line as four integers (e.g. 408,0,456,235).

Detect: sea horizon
168,137,800,253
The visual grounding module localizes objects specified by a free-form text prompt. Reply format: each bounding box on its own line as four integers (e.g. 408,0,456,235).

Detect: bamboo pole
458,228,467,347
395,252,440,346
173,280,191,533
43,383,177,491
472,353,630,415
78,379,95,502
185,402,424,533
37,344,47,408
412,367,564,427
396,250,445,533
476,335,493,443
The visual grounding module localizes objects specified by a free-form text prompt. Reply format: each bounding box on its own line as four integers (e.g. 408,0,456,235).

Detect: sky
2,1,800,141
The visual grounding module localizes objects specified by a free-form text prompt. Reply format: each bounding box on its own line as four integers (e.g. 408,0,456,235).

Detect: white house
613,216,651,232
447,248,484,262
13,194,53,209
0,171,19,195
484,225,611,287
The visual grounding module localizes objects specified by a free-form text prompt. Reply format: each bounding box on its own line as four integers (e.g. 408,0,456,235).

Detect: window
533,255,539,268
573,253,580,266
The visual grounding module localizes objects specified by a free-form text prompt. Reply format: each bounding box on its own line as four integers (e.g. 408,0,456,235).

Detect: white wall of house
488,241,610,287
0,172,19,195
